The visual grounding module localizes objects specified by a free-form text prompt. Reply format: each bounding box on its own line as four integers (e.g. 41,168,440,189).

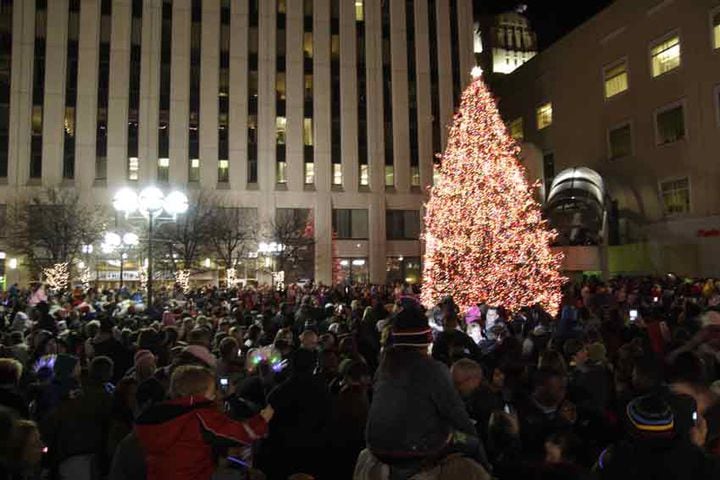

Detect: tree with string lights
421,75,564,315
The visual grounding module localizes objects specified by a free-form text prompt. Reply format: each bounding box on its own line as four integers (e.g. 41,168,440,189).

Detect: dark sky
474,0,615,50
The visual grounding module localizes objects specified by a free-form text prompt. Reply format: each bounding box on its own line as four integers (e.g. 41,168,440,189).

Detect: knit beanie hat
388,298,432,348
626,395,675,439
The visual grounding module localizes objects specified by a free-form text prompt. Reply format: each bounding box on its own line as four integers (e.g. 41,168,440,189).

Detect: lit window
276,72,286,101
608,123,632,160
277,161,287,184
218,159,229,183
303,32,313,58
128,157,139,180
189,158,200,182
355,0,364,21
651,35,680,77
385,165,394,187
536,103,552,130
303,118,313,145
509,117,523,141
360,164,369,186
276,117,287,144
660,177,690,215
411,166,420,187
331,34,340,59
713,12,720,49
304,162,315,184
604,60,628,98
158,158,169,182
655,103,685,145
333,163,342,186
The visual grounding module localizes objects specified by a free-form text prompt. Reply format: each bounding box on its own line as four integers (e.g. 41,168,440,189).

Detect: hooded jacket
134,396,267,480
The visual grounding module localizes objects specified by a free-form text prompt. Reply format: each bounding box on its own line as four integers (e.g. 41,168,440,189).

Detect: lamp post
112,187,188,305
101,231,139,290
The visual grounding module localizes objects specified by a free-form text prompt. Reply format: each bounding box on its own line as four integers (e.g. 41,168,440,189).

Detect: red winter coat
135,396,268,480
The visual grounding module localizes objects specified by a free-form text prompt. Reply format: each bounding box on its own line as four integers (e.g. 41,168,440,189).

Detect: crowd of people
0,275,719,480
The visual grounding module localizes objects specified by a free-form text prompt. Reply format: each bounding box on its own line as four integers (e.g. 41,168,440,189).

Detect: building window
128,157,139,181
189,158,200,183
332,163,342,186
30,0,48,180
276,117,286,144
655,102,685,145
385,165,394,187
218,159,229,183
509,117,523,141
360,164,369,186
355,0,364,21
536,102,553,130
428,0,441,161
333,209,369,239
158,157,169,182
411,166,421,187
713,10,720,49
386,256,421,284
62,0,80,180
604,59,628,99
382,0,394,185
276,161,287,184
337,257,369,284
651,34,680,78
660,177,690,215
608,123,632,160
247,0,259,184
0,0,12,178
304,162,314,185
303,32,313,58
158,0,172,163
386,210,420,240
543,151,555,194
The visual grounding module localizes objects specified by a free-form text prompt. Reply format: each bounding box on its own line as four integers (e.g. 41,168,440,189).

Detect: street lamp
112,186,188,304
101,231,139,290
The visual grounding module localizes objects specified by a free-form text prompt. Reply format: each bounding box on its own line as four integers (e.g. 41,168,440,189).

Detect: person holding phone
135,365,273,480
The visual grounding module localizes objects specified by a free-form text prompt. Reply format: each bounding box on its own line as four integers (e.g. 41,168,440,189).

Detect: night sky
474,0,615,50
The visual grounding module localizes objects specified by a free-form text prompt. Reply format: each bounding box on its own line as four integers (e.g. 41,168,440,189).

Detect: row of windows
332,209,420,240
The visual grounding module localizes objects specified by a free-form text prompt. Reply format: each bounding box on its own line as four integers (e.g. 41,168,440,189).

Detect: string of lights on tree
421,75,565,315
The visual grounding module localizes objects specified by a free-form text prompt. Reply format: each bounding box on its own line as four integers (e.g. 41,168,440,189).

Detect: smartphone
653,297,659,303
503,403,513,415
629,310,638,322
692,410,698,425
219,377,229,393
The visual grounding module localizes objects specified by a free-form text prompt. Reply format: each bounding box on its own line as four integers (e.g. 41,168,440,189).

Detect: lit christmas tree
421,76,564,315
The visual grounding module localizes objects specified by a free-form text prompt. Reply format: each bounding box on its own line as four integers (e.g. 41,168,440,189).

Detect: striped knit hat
626,395,675,439
388,297,433,348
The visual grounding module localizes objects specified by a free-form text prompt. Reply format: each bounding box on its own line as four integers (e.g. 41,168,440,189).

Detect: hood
135,397,213,453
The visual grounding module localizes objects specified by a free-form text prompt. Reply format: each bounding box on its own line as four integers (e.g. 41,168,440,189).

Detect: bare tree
267,208,315,282
8,188,105,274
155,191,215,274
207,206,257,271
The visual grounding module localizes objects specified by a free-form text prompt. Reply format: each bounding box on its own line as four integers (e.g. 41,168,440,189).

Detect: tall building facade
495,0,720,276
0,0,475,285
475,7,537,76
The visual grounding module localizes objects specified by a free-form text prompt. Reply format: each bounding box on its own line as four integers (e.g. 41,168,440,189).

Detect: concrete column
390,0,410,194
228,0,248,188
41,0,69,186
364,0,383,193
8,0,36,186
369,193,386,283
314,191,332,284
169,0,190,185
285,0,303,192
436,0,453,148
199,0,220,188
313,0,331,193
75,0,100,191
106,0,131,187
257,0,276,193
414,0,434,190
139,0,162,182
457,0,474,88
339,0,358,192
